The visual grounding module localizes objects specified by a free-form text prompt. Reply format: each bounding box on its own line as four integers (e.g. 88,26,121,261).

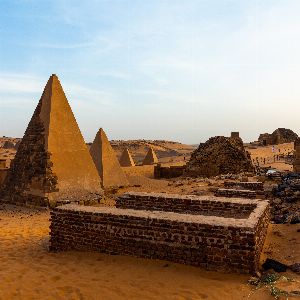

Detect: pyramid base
0,190,103,208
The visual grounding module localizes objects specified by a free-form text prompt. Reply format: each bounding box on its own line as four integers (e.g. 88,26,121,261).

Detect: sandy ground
0,205,299,300
247,143,294,172
0,142,299,299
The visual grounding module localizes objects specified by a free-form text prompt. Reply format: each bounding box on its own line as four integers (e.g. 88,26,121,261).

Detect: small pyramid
89,128,129,188
0,74,103,206
142,147,159,165
119,148,135,167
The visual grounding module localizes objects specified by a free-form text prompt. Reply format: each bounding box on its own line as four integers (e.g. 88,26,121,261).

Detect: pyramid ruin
293,138,300,172
142,147,159,165
119,148,135,167
258,128,298,146
0,74,103,207
186,135,254,177
89,128,129,188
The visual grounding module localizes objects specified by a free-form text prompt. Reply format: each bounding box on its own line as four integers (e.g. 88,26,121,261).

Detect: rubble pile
271,173,300,224
186,136,254,177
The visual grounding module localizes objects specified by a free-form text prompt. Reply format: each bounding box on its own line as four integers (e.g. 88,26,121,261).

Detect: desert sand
0,138,300,299
0,204,299,300
247,143,294,171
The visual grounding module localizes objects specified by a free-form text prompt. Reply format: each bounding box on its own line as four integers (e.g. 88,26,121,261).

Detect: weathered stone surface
116,192,256,218
0,74,103,207
2,141,15,149
142,147,158,165
154,164,185,179
258,128,298,146
50,194,270,274
186,136,254,177
89,128,129,188
119,148,135,167
224,181,264,191
293,137,300,172
215,188,257,199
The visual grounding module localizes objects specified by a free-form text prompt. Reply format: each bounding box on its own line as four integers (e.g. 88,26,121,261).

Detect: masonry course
224,181,264,191
215,189,257,199
116,192,256,218
50,193,269,274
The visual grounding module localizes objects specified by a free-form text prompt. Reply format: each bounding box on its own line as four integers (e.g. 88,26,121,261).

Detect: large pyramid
142,147,159,165
89,128,129,188
119,148,135,167
0,74,103,207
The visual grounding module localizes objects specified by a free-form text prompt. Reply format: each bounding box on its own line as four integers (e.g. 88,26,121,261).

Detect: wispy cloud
2,1,300,142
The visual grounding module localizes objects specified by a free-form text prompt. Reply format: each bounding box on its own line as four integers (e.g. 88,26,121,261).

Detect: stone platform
215,188,257,199
50,193,269,274
224,181,264,191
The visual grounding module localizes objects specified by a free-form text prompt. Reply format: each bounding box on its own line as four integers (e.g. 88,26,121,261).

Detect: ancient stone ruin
0,159,8,186
2,141,15,149
231,132,240,139
142,147,158,165
89,128,129,188
0,74,103,207
215,188,256,199
258,128,298,146
50,192,270,274
293,138,300,173
154,164,186,179
119,148,135,167
186,135,254,177
224,181,264,191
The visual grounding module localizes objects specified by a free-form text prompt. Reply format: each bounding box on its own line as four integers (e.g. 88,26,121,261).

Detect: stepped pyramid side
119,148,135,167
142,147,159,165
0,74,103,207
89,128,129,188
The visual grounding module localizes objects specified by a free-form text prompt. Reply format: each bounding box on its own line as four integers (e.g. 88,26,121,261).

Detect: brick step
215,188,257,199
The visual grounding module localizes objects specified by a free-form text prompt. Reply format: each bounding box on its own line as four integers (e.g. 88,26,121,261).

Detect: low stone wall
50,199,269,274
154,164,186,179
116,192,256,219
224,181,264,191
215,188,257,199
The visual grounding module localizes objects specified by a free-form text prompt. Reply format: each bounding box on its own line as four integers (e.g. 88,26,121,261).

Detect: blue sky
1,0,300,144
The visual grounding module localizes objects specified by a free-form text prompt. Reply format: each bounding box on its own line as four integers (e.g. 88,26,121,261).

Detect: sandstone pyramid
142,147,159,165
119,148,135,167
89,128,129,188
0,74,103,207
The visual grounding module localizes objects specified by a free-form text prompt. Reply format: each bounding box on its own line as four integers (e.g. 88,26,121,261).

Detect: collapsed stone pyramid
119,148,135,167
142,147,159,165
186,135,254,177
89,128,129,188
0,74,103,207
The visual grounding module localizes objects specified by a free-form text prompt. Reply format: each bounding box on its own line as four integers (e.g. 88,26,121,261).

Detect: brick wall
154,164,186,179
224,181,264,191
50,194,270,274
116,192,256,218
215,188,257,199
